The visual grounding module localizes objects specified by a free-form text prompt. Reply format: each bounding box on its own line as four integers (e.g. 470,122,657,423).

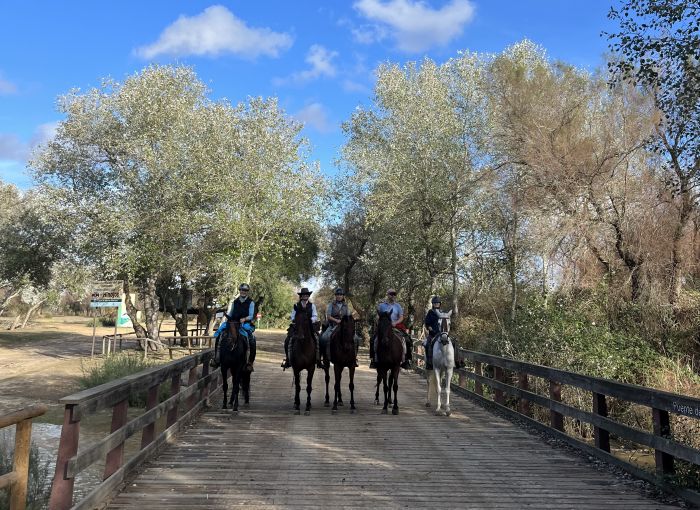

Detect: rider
423,296,442,370
226,283,256,372
319,287,359,367
281,287,322,369
369,288,412,370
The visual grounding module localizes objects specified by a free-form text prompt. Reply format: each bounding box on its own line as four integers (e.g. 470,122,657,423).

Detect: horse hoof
304,410,310,416
425,402,431,407
392,408,399,415
374,400,380,406
294,409,300,415
350,408,356,414
434,410,443,416
338,401,344,407
324,401,330,407
332,408,338,414
445,409,451,417
381,408,388,415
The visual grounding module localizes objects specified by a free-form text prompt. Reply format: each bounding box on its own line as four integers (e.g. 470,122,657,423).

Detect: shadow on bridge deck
106,357,679,509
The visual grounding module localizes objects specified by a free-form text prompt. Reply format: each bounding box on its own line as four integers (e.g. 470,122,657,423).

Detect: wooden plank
0,471,19,491
10,419,31,510
0,405,47,429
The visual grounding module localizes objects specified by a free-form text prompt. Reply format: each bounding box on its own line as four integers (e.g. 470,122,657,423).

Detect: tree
607,0,700,304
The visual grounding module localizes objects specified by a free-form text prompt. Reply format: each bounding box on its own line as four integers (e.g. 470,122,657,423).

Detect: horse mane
377,310,392,340
294,306,311,339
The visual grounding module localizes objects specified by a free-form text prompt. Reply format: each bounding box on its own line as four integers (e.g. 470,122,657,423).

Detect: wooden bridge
3,334,700,509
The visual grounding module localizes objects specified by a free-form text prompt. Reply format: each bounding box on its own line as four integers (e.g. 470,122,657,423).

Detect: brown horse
375,310,403,415
216,319,249,411
330,315,357,413
290,307,316,415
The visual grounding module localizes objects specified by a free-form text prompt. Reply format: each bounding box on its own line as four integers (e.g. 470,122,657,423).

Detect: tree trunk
123,281,148,341
143,277,160,349
20,300,45,329
541,253,549,306
10,315,21,330
450,226,460,319
669,198,691,306
0,287,21,317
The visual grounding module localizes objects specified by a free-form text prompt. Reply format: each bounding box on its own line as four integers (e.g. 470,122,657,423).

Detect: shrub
79,353,168,406
0,434,51,510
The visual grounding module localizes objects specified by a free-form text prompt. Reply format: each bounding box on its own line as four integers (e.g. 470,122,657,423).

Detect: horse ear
448,310,453,317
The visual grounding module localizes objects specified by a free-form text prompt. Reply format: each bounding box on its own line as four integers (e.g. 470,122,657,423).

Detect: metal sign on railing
90,280,123,308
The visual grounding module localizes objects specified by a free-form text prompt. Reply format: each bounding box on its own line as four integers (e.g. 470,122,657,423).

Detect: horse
426,311,455,416
290,307,316,415
375,311,403,415
216,319,250,412
329,315,357,413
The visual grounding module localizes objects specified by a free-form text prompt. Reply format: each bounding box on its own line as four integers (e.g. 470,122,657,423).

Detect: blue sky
0,0,618,188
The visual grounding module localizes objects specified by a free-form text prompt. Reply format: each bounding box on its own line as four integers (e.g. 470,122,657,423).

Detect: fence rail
414,344,700,504
48,349,222,510
0,405,47,510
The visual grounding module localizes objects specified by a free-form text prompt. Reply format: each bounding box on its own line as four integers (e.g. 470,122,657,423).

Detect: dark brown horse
216,319,250,411
375,311,403,415
290,307,316,415
330,315,357,413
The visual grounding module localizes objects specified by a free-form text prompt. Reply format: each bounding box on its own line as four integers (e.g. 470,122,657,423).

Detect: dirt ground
0,316,288,420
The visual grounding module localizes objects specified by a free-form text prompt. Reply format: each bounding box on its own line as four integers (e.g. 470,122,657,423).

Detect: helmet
431,296,441,304
239,283,250,291
334,287,345,295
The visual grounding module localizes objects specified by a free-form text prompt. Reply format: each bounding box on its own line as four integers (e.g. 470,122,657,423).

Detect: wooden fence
48,349,222,510
0,405,47,510
414,344,700,504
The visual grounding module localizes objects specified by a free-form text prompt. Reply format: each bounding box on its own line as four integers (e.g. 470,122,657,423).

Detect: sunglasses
388,292,397,296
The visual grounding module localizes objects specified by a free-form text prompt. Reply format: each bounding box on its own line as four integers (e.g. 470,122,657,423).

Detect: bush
99,316,116,327
0,434,51,510
79,353,168,406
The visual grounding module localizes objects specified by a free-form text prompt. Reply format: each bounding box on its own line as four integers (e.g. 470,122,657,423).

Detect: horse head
293,306,311,340
377,310,392,342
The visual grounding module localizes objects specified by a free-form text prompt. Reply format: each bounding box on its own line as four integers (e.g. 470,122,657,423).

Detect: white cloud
294,103,333,133
353,0,475,53
274,45,339,85
0,73,17,95
136,5,293,59
0,122,59,163
342,79,370,94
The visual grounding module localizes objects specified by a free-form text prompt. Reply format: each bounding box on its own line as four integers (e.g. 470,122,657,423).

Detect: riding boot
425,337,434,370
369,336,376,369
245,336,255,372
400,335,412,370
315,335,323,369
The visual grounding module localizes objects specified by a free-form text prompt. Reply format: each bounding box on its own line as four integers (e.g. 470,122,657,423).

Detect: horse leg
243,371,250,405
222,366,229,410
444,367,453,416
305,368,314,415
391,367,400,415
349,366,356,412
324,365,330,407
387,371,393,405
433,367,443,415
426,371,433,408
374,371,381,405
381,370,389,414
332,364,340,412
293,370,301,414
337,367,344,406
232,369,240,412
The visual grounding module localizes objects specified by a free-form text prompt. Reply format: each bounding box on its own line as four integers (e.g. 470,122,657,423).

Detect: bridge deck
107,358,676,509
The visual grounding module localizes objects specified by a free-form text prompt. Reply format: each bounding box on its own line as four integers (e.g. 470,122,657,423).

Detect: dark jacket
424,308,441,337
230,297,254,322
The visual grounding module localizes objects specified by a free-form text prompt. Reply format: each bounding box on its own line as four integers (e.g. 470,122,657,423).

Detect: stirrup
281,359,290,369
401,360,411,369
369,360,377,369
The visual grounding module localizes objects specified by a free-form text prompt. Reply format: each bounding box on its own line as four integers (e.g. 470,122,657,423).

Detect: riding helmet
334,287,345,295
239,283,250,291
431,296,441,304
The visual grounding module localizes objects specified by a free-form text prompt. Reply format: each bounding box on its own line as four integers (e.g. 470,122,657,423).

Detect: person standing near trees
370,288,412,370
423,296,443,370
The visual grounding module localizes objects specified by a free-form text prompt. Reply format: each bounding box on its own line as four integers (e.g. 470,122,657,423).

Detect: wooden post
49,405,80,510
103,399,128,479
458,370,466,389
494,366,504,404
653,408,674,475
140,384,159,449
593,392,610,453
10,419,31,510
474,362,483,396
518,373,530,416
549,380,564,431
186,366,198,411
166,371,182,428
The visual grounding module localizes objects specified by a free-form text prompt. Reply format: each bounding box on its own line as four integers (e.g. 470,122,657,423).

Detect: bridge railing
414,344,700,503
0,405,47,510
48,349,222,510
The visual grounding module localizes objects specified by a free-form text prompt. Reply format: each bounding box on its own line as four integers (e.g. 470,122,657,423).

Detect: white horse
425,311,455,416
